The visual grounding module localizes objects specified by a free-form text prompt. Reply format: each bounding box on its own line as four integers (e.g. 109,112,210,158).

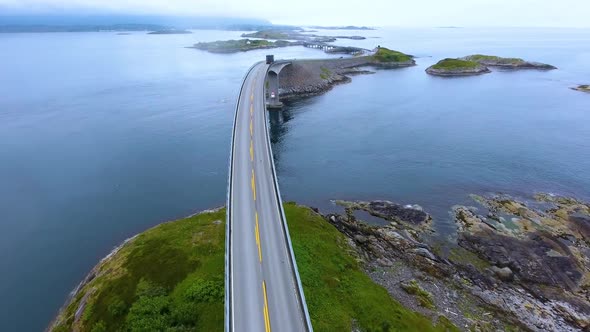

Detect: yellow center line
250,118,253,137
250,140,254,162
250,104,253,115
250,93,254,102
255,212,262,262
262,281,271,332
251,169,256,201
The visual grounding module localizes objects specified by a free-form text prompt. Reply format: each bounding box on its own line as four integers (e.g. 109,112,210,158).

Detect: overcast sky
1,0,589,27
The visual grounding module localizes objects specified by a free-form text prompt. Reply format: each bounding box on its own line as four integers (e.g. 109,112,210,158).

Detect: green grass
51,209,226,332
52,204,458,332
462,54,525,65
285,203,457,332
431,58,480,70
372,47,412,63
319,66,332,80
400,280,435,310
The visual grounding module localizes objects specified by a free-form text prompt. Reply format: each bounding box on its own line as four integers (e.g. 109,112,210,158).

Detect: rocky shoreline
321,193,590,331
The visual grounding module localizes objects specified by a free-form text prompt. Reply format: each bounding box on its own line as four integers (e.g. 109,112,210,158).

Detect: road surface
226,62,312,332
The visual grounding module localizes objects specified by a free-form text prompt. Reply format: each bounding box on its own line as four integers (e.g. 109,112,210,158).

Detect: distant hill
0,14,273,32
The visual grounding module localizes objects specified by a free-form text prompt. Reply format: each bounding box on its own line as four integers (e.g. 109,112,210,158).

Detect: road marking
250,104,253,115
251,93,254,102
251,169,256,201
255,212,262,262
250,118,253,137
262,281,271,332
250,140,254,161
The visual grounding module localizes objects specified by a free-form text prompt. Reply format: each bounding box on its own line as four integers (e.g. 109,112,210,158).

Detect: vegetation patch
431,58,480,70
319,66,332,80
448,246,491,272
51,204,457,332
462,54,525,65
400,279,435,310
372,47,413,63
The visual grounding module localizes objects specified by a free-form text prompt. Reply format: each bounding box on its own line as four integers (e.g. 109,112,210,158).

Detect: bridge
225,61,312,332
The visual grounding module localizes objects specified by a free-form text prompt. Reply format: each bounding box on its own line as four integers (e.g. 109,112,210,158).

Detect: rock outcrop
323,193,590,331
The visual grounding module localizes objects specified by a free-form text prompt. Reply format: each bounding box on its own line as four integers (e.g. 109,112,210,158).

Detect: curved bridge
225,61,312,332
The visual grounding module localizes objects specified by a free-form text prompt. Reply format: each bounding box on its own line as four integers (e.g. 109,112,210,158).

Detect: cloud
0,0,588,27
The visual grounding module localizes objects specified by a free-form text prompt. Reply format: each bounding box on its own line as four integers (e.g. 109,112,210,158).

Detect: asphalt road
227,62,312,332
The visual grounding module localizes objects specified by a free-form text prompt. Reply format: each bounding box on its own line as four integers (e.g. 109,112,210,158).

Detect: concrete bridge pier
266,61,291,110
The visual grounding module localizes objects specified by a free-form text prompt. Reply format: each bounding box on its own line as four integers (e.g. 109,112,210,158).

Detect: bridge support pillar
266,70,283,109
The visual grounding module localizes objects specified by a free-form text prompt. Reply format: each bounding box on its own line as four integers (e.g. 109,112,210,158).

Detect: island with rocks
572,84,590,93
241,29,366,42
426,58,491,76
427,55,557,76
190,28,373,55
277,47,415,99
191,38,293,53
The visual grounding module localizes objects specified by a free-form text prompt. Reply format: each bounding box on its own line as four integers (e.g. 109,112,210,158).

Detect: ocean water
1,27,589,330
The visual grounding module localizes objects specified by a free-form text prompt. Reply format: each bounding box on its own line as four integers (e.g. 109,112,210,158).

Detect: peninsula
277,47,415,99
49,191,590,331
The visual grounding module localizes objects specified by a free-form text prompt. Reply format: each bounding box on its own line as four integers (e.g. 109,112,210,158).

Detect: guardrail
263,63,314,332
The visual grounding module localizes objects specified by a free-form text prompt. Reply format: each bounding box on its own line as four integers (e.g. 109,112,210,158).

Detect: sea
1,27,589,330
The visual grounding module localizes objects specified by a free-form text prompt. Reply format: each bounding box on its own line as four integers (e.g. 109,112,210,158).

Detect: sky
1,0,589,28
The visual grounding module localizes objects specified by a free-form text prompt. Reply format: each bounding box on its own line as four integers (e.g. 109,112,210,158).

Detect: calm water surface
0,28,589,330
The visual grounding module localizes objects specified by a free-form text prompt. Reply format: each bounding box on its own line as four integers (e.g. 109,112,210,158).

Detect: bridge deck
227,62,312,332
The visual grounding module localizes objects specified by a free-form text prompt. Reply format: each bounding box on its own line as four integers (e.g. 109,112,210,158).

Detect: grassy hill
372,47,413,63
50,204,457,332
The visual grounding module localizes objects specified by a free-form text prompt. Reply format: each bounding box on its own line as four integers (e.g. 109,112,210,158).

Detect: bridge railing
225,61,262,332
262,64,314,332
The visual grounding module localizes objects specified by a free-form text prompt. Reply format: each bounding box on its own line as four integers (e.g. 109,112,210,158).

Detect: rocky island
277,47,415,99
461,54,557,70
426,58,491,76
427,55,557,76
572,84,590,93
241,29,366,42
191,38,293,53
191,28,372,54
